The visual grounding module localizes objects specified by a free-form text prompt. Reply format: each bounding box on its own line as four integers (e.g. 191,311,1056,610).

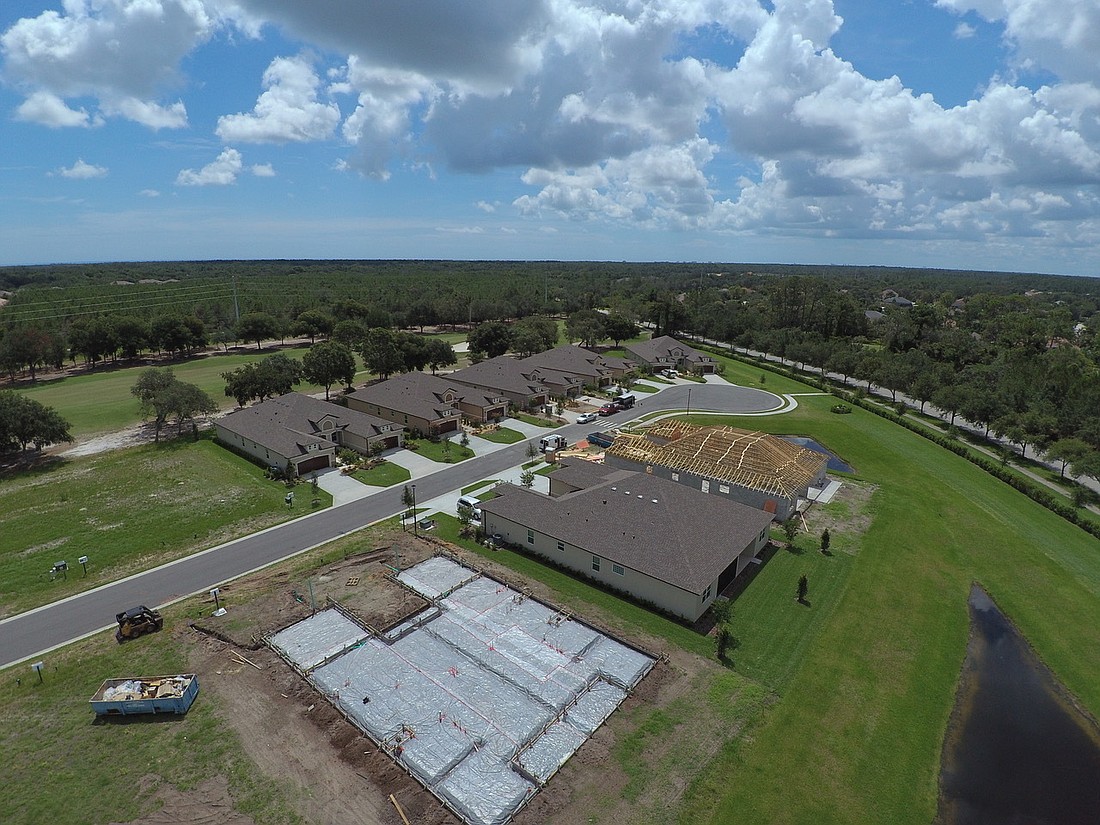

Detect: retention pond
936,585,1100,824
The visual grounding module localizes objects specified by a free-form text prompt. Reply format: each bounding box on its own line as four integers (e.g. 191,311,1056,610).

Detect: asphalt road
0,382,780,669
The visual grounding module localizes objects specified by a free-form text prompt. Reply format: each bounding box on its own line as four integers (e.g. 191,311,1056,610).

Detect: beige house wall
482,511,721,621
214,424,335,473
346,397,451,436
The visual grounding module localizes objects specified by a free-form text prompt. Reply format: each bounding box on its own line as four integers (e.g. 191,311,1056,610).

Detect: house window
556,540,564,552
612,564,625,576
672,472,679,481
527,529,534,545
591,555,601,572
719,484,730,494
759,528,767,541
702,584,712,602
701,479,710,493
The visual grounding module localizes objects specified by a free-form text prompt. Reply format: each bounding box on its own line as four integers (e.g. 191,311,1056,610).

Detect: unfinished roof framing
608,420,826,498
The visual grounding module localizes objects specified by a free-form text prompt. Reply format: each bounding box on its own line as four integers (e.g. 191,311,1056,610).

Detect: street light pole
411,484,418,538
686,387,692,418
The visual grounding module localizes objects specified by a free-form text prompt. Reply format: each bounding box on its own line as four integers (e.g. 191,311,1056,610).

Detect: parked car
598,401,621,416
576,411,598,424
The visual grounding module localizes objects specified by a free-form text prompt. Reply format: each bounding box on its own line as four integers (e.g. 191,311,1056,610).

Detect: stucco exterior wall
448,379,546,410
215,424,287,468
346,398,445,436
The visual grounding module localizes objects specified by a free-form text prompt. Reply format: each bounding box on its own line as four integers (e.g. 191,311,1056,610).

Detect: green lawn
350,460,410,487
628,382,658,393
514,413,562,428
0,594,302,825
475,427,525,444
0,436,326,617
405,438,475,463
703,348,811,395
682,395,1100,825
14,346,352,438
461,479,497,494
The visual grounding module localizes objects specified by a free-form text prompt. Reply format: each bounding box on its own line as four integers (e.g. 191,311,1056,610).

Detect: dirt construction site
155,526,734,825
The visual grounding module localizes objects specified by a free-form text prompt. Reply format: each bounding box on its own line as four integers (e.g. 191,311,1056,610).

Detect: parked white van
457,495,482,521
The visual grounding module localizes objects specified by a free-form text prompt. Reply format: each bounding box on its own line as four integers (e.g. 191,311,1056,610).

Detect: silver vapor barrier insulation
269,608,369,671
271,556,656,825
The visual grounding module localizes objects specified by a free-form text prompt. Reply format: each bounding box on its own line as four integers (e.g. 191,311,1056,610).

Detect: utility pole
232,273,240,323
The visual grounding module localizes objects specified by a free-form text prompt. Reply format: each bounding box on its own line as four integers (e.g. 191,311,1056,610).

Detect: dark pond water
781,436,854,473
936,586,1100,824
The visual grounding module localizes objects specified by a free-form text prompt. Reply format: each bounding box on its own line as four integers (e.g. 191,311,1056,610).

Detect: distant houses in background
346,343,641,435
215,391,403,477
480,459,774,622
604,421,827,521
624,335,717,374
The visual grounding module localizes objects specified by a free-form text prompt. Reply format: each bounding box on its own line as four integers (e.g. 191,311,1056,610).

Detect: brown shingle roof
625,335,715,368
347,372,464,423
607,421,826,498
480,472,773,593
520,345,613,381
218,392,396,458
450,356,549,397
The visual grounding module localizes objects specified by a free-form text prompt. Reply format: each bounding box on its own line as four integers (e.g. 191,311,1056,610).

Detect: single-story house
479,465,774,622
448,357,550,409
520,345,632,391
604,421,828,521
215,391,404,476
624,335,717,374
346,372,466,436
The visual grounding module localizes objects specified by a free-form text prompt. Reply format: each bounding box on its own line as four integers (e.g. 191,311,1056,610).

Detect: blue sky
1,1,1099,276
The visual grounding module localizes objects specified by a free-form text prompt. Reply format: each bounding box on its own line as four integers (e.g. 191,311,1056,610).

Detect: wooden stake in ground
229,650,263,670
389,793,411,825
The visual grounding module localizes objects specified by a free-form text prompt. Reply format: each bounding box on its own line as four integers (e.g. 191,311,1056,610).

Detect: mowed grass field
14,345,370,438
0,436,328,617
681,395,1100,825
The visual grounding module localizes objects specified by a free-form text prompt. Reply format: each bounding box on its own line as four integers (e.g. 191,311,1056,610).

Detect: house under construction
604,421,828,521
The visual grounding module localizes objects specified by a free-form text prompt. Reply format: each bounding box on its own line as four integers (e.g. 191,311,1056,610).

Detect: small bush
830,404,852,415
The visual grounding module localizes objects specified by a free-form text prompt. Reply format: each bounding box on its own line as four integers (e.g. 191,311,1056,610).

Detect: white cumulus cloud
216,55,340,143
57,159,108,179
15,91,102,128
176,147,243,186
250,163,275,177
0,0,217,128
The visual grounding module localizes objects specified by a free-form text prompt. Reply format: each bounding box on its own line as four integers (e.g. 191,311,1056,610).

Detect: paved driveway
501,417,555,438
313,467,375,506
380,446,453,480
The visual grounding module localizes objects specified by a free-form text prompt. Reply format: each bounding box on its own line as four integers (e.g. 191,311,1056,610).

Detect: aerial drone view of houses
2,263,1100,825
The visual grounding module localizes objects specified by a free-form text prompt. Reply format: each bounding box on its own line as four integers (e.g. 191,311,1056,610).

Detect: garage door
297,455,332,475
437,419,459,433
